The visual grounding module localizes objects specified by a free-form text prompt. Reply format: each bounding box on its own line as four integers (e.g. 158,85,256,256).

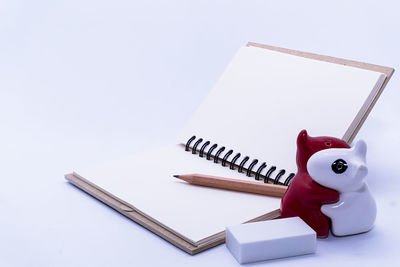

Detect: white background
1,1,399,266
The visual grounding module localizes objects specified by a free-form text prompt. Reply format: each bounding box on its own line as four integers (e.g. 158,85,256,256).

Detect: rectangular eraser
225,217,316,264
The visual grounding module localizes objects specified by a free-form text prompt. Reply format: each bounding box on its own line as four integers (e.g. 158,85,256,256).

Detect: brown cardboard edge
65,173,281,255
65,173,200,255
247,42,394,76
70,171,206,247
247,42,395,144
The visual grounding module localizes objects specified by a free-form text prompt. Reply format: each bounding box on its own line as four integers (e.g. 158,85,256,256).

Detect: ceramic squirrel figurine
307,140,377,236
280,130,350,237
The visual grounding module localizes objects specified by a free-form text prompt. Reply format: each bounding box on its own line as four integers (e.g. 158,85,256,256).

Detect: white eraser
225,217,316,264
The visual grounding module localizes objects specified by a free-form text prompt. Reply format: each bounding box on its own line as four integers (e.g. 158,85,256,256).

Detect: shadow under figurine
281,130,350,238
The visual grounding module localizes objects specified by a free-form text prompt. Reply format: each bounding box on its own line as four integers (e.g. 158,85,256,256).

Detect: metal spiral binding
185,135,295,185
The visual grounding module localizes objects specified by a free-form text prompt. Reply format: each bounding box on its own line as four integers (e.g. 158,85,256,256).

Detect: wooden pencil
173,174,287,198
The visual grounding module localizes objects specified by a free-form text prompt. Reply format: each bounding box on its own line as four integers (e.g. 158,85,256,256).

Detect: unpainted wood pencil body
175,174,287,198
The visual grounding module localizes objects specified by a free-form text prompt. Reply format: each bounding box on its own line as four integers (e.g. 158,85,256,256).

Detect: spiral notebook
66,42,394,255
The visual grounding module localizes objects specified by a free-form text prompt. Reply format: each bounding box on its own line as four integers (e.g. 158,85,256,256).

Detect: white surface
75,145,281,244
0,1,399,267
178,45,384,175
226,217,316,264
308,140,377,236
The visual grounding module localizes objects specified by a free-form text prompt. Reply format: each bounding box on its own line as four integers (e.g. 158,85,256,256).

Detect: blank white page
178,46,385,177
75,145,281,245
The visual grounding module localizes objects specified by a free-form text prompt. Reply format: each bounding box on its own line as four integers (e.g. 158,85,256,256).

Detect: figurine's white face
307,140,368,193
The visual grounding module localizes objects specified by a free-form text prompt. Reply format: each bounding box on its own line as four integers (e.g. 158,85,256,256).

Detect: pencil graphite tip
173,175,180,178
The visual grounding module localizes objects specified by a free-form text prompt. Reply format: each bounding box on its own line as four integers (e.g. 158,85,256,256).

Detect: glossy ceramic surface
280,130,350,237
307,140,377,236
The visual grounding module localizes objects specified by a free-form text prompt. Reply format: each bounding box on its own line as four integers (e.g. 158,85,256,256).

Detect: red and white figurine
281,130,350,238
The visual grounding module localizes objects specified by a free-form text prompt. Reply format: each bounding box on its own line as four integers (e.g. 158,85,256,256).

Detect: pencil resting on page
173,174,287,198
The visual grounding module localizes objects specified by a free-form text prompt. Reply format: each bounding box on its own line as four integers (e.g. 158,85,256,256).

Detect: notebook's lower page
71,145,282,247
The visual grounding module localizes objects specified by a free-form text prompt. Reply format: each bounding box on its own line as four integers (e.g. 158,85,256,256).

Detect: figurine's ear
297,129,308,146
353,140,367,162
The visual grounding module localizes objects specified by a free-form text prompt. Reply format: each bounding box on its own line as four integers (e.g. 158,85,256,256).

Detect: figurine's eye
325,142,331,146
331,159,348,174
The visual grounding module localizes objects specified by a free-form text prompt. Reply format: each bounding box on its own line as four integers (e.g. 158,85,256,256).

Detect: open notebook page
178,46,385,179
74,145,281,245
